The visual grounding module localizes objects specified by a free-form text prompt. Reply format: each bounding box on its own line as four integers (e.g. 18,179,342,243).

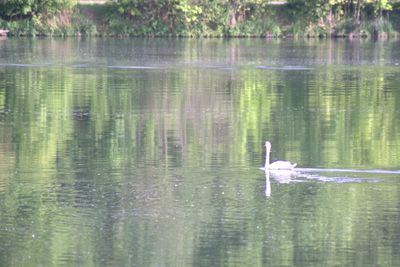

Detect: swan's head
265,141,271,151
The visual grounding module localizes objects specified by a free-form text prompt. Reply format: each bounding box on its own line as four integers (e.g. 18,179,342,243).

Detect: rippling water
0,38,400,266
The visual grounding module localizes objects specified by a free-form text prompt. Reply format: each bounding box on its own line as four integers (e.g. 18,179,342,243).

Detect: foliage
103,0,399,37
287,0,331,22
0,0,80,36
71,8,97,36
287,0,396,36
0,0,399,37
0,0,74,20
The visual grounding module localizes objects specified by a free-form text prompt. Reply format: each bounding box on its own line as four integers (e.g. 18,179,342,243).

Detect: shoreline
0,3,399,38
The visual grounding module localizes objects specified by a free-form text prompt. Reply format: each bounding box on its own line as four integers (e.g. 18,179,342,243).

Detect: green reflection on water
0,38,399,266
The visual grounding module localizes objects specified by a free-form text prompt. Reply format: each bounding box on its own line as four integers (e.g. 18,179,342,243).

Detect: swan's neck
265,147,270,169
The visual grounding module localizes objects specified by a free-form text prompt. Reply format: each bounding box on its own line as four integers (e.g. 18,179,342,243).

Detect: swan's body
269,160,296,170
265,141,296,170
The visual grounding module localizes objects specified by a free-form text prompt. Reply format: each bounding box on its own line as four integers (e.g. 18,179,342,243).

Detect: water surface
0,38,400,266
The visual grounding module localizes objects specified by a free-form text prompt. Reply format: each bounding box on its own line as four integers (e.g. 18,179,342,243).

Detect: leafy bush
71,10,97,36
0,0,399,37
334,19,358,37
0,0,74,20
361,18,394,37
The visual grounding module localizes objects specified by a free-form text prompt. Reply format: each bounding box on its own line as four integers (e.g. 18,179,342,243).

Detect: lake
0,38,400,266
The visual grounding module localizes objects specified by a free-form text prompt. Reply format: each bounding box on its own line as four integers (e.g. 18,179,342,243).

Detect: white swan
265,141,296,170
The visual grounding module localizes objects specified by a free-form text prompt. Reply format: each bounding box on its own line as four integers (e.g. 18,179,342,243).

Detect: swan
265,141,296,170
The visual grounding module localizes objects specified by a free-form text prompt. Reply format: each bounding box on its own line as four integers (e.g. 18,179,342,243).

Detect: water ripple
296,168,400,175
256,65,314,71
108,65,162,70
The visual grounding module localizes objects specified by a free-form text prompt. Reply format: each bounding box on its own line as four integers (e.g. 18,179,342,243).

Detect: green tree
373,0,392,18
287,0,331,21
110,0,203,35
0,0,74,20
